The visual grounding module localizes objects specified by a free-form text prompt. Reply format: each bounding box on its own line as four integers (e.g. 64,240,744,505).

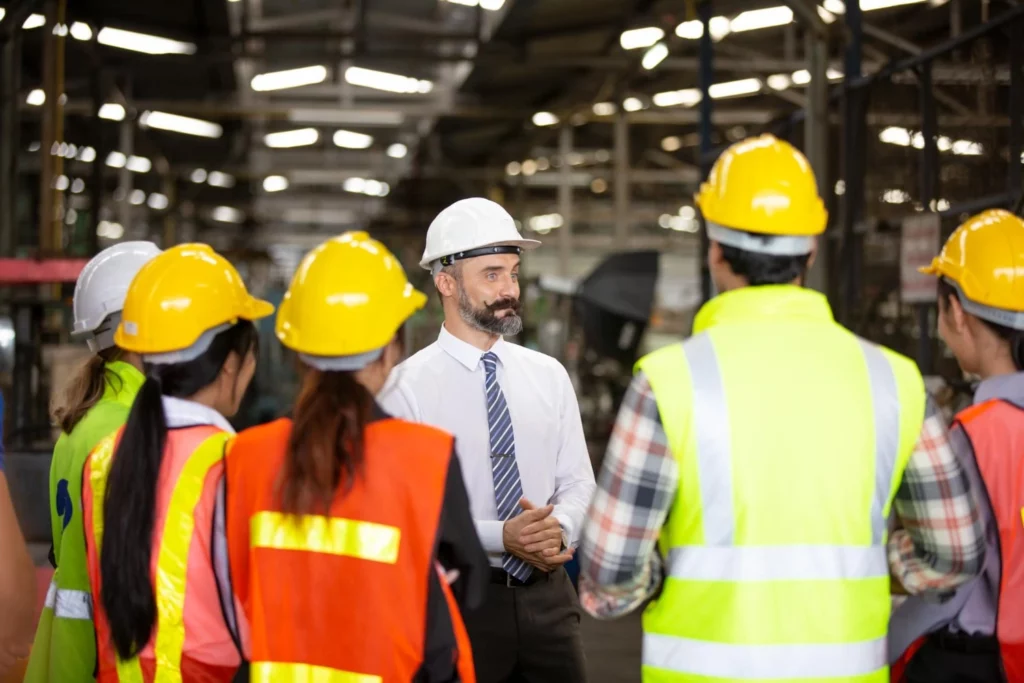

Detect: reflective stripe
44,578,57,609
858,339,901,544
153,433,230,683
643,633,887,679
682,334,734,545
251,662,382,683
667,545,889,582
54,588,93,620
89,435,145,683
251,511,401,565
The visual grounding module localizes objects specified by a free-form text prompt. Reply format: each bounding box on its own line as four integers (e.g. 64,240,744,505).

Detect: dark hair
278,369,373,515
718,233,811,286
938,278,1024,370
434,262,460,304
53,346,123,433
101,320,259,660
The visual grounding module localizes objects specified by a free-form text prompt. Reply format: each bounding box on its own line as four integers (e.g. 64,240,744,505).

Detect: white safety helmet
419,197,540,271
72,241,162,352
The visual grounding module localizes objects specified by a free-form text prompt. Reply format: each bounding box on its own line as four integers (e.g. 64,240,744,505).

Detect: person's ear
949,295,969,334
806,239,818,270
434,271,457,299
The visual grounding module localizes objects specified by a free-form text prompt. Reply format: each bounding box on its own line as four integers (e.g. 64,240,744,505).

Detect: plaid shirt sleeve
888,395,986,595
578,371,676,619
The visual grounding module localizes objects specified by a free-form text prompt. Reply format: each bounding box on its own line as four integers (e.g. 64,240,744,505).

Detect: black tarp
574,251,659,364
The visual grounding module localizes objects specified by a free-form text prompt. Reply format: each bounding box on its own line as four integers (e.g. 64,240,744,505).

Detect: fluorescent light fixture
333,129,373,149
675,15,731,40
619,27,664,50
827,68,844,80
951,139,982,155
710,16,732,40
592,102,616,116
506,161,521,176
97,27,196,55
71,178,85,194
147,193,169,210
679,205,696,220
653,88,701,107
660,213,699,232
28,141,40,152
263,175,289,193
264,128,319,148
642,42,669,70
529,214,564,232
105,151,127,168
364,180,385,196
53,175,69,191
623,97,644,112
343,177,366,193
822,0,845,12
767,74,792,90
23,14,45,29
251,65,328,92
521,160,538,176
591,178,608,193
26,89,45,106
70,22,92,40
662,136,682,152
818,6,839,23
344,66,433,94
835,179,846,195
532,111,559,127
78,146,96,162
791,70,812,85
208,171,235,188
935,198,951,211
129,189,146,205
97,221,124,240
882,189,911,204
938,136,953,152
126,155,151,173
341,177,389,196
212,206,243,223
879,126,913,146
98,103,126,121
139,111,222,139
862,0,927,9
730,6,793,32
387,143,408,159
190,169,208,184
287,108,404,127
709,78,762,99
0,10,5,21
441,0,505,9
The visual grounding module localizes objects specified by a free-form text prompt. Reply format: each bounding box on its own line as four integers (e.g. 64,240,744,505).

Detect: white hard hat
73,241,162,352
419,197,540,270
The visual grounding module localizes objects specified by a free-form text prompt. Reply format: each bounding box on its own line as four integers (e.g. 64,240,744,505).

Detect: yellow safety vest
636,285,925,683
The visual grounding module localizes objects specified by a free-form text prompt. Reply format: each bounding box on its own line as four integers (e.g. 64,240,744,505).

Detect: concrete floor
581,611,643,683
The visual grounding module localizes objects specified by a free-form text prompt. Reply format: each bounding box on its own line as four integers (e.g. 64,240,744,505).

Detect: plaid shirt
578,370,986,619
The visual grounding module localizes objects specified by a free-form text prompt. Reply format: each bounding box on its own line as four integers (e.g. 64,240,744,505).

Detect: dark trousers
462,567,587,683
904,631,1004,683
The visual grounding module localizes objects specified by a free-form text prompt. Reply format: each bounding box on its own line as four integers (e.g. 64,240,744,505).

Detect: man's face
453,253,522,336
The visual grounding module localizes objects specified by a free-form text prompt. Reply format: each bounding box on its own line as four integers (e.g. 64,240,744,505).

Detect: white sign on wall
900,213,942,304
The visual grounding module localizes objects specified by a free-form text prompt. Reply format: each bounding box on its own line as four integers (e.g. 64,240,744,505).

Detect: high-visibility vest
635,285,926,683
83,426,241,683
26,361,144,683
225,417,476,683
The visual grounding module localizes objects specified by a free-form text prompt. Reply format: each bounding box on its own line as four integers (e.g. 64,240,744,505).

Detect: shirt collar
103,361,146,407
693,285,834,334
974,372,1024,406
437,324,507,371
162,396,236,434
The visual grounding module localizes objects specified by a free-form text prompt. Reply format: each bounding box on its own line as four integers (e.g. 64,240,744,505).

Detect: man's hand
502,498,575,572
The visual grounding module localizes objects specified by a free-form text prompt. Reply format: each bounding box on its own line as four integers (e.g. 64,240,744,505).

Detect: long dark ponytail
101,320,259,660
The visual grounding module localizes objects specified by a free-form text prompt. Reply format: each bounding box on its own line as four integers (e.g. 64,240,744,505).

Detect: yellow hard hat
114,243,274,356
919,209,1024,325
276,231,426,368
695,134,827,254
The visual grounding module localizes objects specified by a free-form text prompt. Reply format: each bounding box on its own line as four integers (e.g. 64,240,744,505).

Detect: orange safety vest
225,417,476,683
83,426,241,683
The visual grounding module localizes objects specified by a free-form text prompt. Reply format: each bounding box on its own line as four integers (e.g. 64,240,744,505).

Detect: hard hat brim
242,296,276,321
419,238,541,270
917,261,940,276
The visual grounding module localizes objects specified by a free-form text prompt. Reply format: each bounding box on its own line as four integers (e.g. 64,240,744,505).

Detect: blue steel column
698,0,714,304
918,64,938,374
840,0,864,326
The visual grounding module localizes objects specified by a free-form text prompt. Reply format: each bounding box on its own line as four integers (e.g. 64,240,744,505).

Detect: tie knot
481,352,498,374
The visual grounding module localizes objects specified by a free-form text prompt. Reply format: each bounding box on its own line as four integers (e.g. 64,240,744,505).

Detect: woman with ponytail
224,232,487,682
26,241,161,683
891,209,1024,682
81,244,273,683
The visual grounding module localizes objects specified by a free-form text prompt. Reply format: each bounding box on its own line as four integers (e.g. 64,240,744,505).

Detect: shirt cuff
475,519,506,554
552,509,576,549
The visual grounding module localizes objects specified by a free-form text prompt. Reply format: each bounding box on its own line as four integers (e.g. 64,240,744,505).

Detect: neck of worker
443,315,501,352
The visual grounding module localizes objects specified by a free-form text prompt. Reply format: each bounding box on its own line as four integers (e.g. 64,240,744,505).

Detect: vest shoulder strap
955,398,1001,427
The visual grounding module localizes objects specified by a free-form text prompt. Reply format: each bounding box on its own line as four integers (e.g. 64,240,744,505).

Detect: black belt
930,629,1000,654
489,566,546,587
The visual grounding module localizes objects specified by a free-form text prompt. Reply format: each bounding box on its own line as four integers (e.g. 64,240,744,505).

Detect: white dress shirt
380,325,596,567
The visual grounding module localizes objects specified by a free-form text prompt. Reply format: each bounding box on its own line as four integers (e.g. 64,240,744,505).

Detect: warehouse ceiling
1,0,1019,260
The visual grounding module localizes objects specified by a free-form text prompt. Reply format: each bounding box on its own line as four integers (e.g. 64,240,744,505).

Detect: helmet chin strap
87,312,121,353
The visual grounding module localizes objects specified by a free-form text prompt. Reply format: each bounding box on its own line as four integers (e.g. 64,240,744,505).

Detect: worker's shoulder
394,340,447,378
372,415,453,448
860,336,924,384
229,417,293,459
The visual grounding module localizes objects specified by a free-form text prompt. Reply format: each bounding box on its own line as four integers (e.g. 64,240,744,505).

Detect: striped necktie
481,351,533,582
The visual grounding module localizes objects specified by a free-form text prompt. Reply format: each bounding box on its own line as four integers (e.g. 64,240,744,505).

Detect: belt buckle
506,571,515,588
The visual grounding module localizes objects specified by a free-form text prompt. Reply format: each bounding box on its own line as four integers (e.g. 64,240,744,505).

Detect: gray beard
457,285,523,337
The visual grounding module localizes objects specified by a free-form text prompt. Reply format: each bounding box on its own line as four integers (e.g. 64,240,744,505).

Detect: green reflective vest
25,361,144,683
636,285,926,683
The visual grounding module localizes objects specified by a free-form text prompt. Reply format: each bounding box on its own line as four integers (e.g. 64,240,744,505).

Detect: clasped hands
502,497,575,573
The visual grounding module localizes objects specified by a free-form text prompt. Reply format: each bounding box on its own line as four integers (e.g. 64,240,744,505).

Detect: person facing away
578,134,986,683
380,198,597,683
26,241,161,683
224,231,488,682
82,243,273,682
890,209,1024,683
0,390,38,679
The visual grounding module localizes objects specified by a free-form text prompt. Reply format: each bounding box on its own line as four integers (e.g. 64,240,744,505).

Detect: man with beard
380,197,595,682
